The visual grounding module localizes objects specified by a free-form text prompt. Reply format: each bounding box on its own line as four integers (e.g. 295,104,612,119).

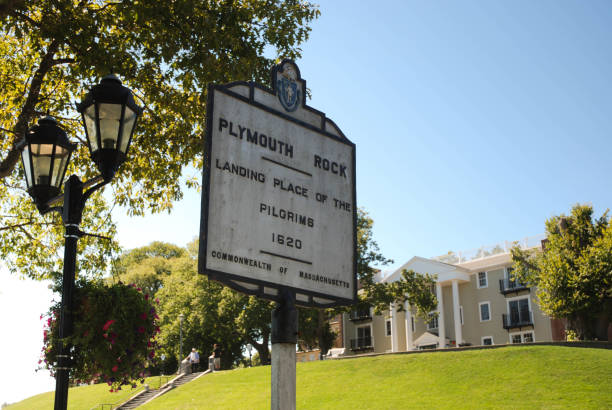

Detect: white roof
381,256,470,284
413,331,449,347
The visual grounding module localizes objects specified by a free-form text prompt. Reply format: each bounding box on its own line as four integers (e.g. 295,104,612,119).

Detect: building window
427,312,438,330
477,271,488,288
479,301,491,322
510,331,534,344
351,325,373,350
385,319,392,336
508,297,531,325
411,316,415,332
460,305,464,325
482,336,493,346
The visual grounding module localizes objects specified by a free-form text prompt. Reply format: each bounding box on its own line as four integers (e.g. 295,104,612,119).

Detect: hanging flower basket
40,281,160,392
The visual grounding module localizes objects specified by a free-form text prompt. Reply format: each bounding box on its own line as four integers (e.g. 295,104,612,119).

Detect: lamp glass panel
119,106,136,153
31,143,54,186
98,103,122,150
84,105,98,152
50,146,70,188
21,145,33,188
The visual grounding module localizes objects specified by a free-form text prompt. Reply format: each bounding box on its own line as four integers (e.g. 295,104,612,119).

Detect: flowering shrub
40,281,160,392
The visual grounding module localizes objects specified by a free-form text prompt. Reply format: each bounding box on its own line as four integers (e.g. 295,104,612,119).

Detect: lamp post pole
17,74,142,410
179,313,184,371
54,175,104,410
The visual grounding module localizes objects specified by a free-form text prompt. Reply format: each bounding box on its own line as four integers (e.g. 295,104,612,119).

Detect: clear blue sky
2,0,612,404
118,0,612,266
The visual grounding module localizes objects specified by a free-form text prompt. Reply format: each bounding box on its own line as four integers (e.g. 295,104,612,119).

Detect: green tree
298,307,335,357
118,240,274,369
0,0,319,280
298,209,437,355
212,293,274,366
154,257,245,370
111,241,186,295
356,208,437,318
511,204,612,340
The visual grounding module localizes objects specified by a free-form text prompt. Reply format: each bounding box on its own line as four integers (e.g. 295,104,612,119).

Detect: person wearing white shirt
189,348,200,373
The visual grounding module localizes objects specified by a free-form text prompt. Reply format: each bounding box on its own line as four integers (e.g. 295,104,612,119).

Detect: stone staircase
116,370,209,409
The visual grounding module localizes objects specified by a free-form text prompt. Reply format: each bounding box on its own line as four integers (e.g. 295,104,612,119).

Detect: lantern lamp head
76,74,143,181
16,116,76,211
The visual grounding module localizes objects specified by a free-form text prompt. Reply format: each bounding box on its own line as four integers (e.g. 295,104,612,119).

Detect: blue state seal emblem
276,62,301,112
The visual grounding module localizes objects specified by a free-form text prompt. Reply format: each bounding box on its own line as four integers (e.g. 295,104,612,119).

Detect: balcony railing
499,278,530,295
432,234,546,264
349,310,372,321
350,336,373,350
502,311,533,329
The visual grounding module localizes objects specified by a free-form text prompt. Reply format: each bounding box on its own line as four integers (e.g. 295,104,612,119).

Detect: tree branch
0,221,34,231
0,127,19,136
0,40,61,179
51,58,75,66
10,9,40,28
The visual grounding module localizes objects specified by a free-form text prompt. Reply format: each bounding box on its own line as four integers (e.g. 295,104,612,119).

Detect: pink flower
149,351,155,358
144,294,149,300
102,320,115,331
112,365,118,372
117,357,122,363
39,314,43,320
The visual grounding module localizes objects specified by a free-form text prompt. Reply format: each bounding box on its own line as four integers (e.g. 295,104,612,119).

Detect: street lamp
17,75,142,410
178,313,185,372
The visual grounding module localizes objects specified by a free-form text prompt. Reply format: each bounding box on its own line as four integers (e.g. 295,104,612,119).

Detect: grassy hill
8,345,612,409
5,375,171,410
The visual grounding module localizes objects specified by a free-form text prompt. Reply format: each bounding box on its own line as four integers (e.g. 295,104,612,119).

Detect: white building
338,236,567,354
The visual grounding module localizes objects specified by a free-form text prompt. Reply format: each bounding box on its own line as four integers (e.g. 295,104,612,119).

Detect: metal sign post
199,60,356,409
271,288,298,410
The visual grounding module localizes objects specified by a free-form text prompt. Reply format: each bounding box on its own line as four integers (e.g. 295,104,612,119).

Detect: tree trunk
567,313,596,340
251,334,270,365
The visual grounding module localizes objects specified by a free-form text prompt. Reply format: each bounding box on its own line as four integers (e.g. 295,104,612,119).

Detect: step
116,371,210,409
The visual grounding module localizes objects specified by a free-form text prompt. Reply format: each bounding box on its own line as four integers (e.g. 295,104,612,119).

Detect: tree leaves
511,204,612,339
0,0,319,279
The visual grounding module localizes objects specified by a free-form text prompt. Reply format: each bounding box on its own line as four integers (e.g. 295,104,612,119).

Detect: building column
436,283,446,348
452,279,462,347
390,303,399,352
404,300,413,351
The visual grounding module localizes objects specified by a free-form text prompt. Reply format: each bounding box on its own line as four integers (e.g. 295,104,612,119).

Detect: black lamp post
17,75,142,410
179,313,185,371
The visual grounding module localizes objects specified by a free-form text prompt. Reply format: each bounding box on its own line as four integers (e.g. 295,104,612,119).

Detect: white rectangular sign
199,62,356,307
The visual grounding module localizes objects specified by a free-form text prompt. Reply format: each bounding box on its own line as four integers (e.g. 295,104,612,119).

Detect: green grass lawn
8,346,612,409
6,374,173,410
140,346,612,410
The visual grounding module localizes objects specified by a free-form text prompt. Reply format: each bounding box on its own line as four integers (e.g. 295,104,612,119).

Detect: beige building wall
342,251,555,355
